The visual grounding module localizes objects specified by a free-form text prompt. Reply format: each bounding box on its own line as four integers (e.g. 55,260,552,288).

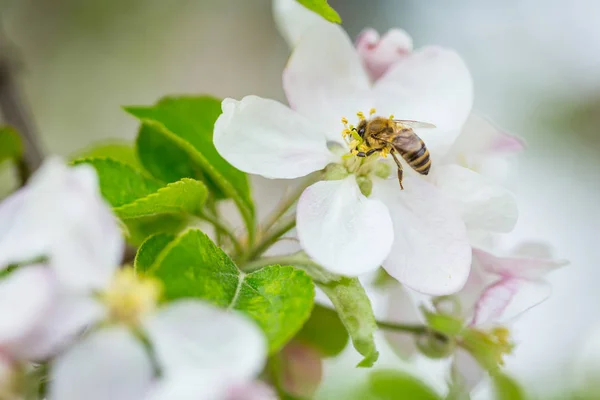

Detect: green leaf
124,96,254,236
296,304,348,357
492,372,526,400
71,141,142,169
0,126,23,164
73,158,208,219
296,0,341,23
148,229,314,352
134,233,176,272
123,215,187,247
354,369,441,400
318,277,378,367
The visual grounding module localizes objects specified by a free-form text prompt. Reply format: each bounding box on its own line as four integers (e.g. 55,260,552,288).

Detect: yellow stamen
349,139,360,149
359,144,369,152
102,268,162,326
351,149,358,155
369,108,377,116
341,117,348,125
356,111,365,121
380,148,390,158
389,114,395,120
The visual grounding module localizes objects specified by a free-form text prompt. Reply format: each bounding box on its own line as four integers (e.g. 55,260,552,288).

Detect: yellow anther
356,111,365,120
380,148,390,158
369,108,377,116
341,128,352,138
341,117,348,125
359,144,369,152
389,114,395,120
351,149,359,155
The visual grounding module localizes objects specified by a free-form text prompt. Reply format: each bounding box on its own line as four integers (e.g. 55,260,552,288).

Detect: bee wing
393,120,436,129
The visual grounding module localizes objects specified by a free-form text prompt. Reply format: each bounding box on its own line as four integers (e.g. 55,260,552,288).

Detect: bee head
356,120,367,138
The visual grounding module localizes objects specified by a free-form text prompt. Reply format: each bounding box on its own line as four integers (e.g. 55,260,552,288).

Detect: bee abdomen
403,143,431,175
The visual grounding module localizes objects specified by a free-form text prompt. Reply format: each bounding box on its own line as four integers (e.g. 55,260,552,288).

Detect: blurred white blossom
386,242,567,389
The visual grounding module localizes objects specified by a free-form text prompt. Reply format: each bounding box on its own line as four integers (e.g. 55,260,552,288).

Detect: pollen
356,111,366,121
380,148,390,158
389,114,395,120
102,268,162,326
341,117,348,125
369,108,377,116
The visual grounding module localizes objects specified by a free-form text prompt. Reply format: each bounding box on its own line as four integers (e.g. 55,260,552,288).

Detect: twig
0,27,44,183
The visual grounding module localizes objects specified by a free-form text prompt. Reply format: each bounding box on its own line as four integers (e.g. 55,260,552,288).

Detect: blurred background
1,0,599,397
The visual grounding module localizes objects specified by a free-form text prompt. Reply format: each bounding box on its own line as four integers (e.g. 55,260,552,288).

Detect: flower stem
198,211,243,255
239,214,296,264
376,320,430,336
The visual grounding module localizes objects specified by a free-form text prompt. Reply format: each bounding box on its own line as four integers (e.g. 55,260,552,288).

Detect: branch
0,27,44,182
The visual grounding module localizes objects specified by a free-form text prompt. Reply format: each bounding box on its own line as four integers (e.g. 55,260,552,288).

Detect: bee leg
390,150,405,190
356,151,367,157
366,148,379,156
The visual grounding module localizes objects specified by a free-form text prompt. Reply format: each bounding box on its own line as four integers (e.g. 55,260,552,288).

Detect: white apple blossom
273,0,522,240
215,19,476,295
0,158,269,400
385,242,567,389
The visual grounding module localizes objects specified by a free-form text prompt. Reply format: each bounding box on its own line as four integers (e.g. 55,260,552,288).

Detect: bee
354,116,435,190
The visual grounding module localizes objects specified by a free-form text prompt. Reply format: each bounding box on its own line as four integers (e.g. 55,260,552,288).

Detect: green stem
258,174,319,235
240,214,296,263
376,320,430,336
198,211,243,255
242,251,320,273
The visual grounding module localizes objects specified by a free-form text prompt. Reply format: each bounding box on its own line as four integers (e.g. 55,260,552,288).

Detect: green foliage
71,141,141,169
296,0,341,23
124,96,255,237
422,308,465,336
318,277,378,367
492,372,527,400
296,304,349,357
0,126,23,164
73,158,207,219
134,233,176,272
139,229,314,353
352,370,440,400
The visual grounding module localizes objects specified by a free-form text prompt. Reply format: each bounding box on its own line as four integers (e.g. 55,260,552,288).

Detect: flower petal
471,277,551,326
451,114,525,158
146,372,225,400
384,283,420,358
50,327,153,400
355,28,413,81
283,23,370,141
472,247,567,281
296,177,393,276
373,177,471,295
0,265,54,344
143,300,266,381
372,47,473,155
214,96,334,179
0,158,123,291
453,349,485,391
272,0,330,47
12,293,104,360
226,381,279,400
432,165,518,233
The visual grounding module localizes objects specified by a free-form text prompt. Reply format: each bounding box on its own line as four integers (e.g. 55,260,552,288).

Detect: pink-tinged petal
452,114,525,159
227,381,279,400
0,265,54,344
453,349,485,391
384,283,420,358
11,293,104,360
373,177,471,295
283,23,371,141
143,300,266,382
0,158,123,291
0,189,28,269
472,248,568,281
471,278,551,326
50,327,153,400
279,341,322,398
454,263,493,321
432,165,518,233
296,177,393,276
372,47,473,156
214,96,334,179
355,28,413,81
272,0,330,47
147,373,237,400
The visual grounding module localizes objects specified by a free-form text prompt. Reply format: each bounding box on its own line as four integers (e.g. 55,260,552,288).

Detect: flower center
338,108,393,177
101,268,161,326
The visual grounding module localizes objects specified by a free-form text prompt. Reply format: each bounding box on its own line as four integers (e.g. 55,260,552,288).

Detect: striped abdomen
397,138,431,175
